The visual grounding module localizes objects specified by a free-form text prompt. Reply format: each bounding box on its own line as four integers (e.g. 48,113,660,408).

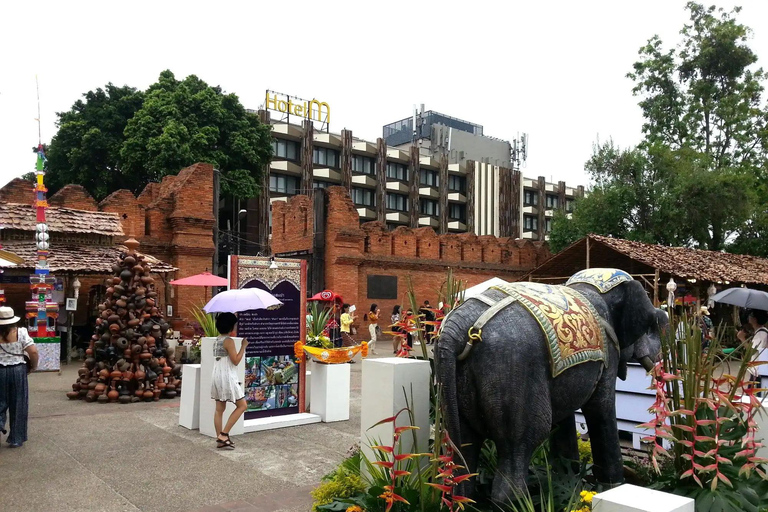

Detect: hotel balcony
419,217,440,228
386,181,409,194
356,207,376,220
418,187,440,199
386,212,409,223
313,168,342,182
351,174,377,187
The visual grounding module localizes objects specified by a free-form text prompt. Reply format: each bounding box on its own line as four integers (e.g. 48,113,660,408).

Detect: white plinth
243,412,320,432
592,484,694,512
310,361,350,422
179,364,201,429
199,337,245,438
361,358,430,465
305,370,311,410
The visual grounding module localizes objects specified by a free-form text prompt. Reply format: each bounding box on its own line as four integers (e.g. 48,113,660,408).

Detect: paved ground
0,350,403,512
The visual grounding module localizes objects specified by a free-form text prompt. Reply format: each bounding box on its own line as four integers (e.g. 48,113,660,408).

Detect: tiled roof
525,234,768,286
0,203,123,236
0,241,175,274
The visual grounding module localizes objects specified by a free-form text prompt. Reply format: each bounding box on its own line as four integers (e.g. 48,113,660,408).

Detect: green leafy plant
306,301,333,348
641,312,768,511
189,304,217,337
311,465,368,511
576,435,592,465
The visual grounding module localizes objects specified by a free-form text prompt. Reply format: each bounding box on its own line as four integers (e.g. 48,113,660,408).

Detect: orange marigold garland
361,341,369,357
294,340,305,364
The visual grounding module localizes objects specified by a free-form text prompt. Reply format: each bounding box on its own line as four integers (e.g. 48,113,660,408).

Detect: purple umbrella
202,288,283,314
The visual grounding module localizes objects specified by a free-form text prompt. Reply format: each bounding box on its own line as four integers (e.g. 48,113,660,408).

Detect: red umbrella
308,290,344,303
170,271,229,303
170,272,228,287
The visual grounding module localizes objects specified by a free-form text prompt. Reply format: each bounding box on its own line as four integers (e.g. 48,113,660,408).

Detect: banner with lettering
229,256,307,420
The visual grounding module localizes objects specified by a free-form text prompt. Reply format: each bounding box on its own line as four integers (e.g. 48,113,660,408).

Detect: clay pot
108,387,119,402
164,390,177,399
79,389,88,397
137,337,147,346
124,256,136,266
157,380,166,390
131,396,141,403
98,394,109,404
128,318,141,328
153,389,161,401
78,368,88,377
66,391,79,400
143,390,154,400
136,287,147,297
112,277,121,286
95,383,106,394
109,324,121,333
88,380,98,390
146,298,156,308
124,349,132,359
140,348,151,360
120,270,133,281
136,368,146,381
115,338,128,350
118,395,132,404
110,369,122,380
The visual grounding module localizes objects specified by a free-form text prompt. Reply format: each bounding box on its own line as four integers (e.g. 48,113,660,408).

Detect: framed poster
65,298,77,311
230,256,307,420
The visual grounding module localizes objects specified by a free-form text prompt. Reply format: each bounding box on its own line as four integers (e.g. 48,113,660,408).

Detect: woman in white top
0,307,39,447
210,313,248,449
737,309,768,381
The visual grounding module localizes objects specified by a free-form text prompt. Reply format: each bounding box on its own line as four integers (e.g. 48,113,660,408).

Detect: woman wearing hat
0,306,38,447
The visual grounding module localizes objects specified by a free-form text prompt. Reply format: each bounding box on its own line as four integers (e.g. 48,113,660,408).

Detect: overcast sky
2,0,767,190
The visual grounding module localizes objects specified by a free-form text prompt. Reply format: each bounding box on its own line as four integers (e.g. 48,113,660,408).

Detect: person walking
738,309,768,384
211,313,248,449
366,304,380,355
340,304,356,347
698,306,713,350
0,307,39,448
421,300,436,345
391,305,402,354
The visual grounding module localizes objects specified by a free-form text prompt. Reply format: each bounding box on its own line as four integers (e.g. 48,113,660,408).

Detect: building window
566,199,574,212
270,174,299,194
352,155,375,175
313,147,340,168
448,203,466,222
523,215,539,232
313,181,331,189
419,198,440,216
545,194,559,209
386,193,408,212
448,175,466,193
545,218,553,233
351,187,375,207
524,190,538,206
419,169,439,188
386,162,408,182
272,139,299,161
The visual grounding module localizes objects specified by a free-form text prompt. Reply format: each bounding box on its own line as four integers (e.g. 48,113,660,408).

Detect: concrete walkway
0,354,383,512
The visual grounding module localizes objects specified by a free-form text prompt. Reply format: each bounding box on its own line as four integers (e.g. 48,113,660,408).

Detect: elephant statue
435,269,666,503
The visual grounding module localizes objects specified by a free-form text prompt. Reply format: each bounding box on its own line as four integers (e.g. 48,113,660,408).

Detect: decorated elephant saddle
565,268,633,294
469,282,608,377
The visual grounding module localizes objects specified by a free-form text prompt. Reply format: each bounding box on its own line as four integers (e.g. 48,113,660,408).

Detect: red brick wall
271,186,551,337
49,185,99,211
0,178,34,205
100,190,144,239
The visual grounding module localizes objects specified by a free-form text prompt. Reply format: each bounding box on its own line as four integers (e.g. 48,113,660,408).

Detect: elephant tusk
639,356,655,373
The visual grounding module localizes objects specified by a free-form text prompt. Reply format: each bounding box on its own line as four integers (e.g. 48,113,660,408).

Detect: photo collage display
244,355,299,412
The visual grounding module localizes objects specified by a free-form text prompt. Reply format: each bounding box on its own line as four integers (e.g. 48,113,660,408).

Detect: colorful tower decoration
25,144,58,338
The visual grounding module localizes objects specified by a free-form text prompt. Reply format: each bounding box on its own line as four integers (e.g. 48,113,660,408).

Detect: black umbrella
710,287,768,311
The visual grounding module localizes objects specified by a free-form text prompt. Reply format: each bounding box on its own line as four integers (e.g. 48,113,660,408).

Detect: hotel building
238,106,585,257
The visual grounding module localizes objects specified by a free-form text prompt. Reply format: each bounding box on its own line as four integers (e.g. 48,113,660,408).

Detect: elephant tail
435,307,473,456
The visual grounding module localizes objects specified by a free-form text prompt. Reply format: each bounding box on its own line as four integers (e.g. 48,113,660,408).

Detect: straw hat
699,306,710,316
0,306,20,325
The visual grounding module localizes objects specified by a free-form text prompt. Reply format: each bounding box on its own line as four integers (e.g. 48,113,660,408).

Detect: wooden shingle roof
0,203,123,236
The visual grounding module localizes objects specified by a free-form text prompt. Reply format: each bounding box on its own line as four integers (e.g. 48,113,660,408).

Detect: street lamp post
66,277,81,363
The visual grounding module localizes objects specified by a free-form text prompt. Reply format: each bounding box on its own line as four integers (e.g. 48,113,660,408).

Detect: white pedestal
243,412,320,432
592,484,694,512
305,370,311,410
179,364,201,429
310,361,350,422
199,337,245,438
361,358,430,465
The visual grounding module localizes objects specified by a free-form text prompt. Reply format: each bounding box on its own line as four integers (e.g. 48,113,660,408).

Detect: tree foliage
551,2,768,254
45,71,273,200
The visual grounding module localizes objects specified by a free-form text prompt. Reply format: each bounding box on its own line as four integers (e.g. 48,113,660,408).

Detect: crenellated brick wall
271,186,550,335
49,185,99,211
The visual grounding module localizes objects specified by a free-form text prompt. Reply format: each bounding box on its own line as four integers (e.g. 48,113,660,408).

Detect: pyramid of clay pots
67,239,181,404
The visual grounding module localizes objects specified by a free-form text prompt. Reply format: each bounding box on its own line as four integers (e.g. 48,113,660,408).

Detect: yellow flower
346,506,363,512
583,491,596,503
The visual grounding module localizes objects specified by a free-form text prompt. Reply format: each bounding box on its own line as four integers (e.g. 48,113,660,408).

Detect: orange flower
378,487,409,512
345,506,363,512
361,341,369,357
293,341,305,364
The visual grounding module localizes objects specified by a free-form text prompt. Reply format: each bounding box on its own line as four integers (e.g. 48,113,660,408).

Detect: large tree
551,2,767,253
45,71,273,200
45,84,144,199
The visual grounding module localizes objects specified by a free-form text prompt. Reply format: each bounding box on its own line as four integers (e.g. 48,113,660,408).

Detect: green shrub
577,435,592,465
311,468,367,511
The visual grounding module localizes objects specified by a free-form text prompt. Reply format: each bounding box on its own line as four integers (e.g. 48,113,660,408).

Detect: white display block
361,358,430,466
199,337,245,438
305,370,311,410
179,364,201,429
310,361,351,422
592,484,694,512
243,412,320,432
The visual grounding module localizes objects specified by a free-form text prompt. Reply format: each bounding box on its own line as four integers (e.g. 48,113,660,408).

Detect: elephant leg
490,408,550,504
455,416,481,498
582,391,624,485
550,413,579,465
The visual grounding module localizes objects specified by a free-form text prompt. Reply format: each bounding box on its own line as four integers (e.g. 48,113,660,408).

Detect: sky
1,0,768,190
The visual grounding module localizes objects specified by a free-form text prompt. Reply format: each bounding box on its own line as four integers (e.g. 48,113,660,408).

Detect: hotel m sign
265,90,330,128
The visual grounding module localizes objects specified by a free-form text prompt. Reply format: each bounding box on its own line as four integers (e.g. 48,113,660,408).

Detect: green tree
627,2,767,250
121,71,272,198
44,71,273,201
45,84,144,199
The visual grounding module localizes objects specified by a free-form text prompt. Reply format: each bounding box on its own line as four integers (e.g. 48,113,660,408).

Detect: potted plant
295,301,368,364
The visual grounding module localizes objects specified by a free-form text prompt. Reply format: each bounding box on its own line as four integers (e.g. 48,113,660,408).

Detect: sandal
216,436,234,449
217,432,235,448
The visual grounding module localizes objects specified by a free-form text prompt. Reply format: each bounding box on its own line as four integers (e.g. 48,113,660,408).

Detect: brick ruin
271,186,550,329
0,163,215,326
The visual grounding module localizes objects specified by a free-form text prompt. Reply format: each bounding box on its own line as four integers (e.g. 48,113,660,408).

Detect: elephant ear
617,361,627,381
620,280,656,347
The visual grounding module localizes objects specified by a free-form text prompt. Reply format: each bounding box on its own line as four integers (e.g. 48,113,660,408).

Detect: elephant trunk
639,356,655,373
